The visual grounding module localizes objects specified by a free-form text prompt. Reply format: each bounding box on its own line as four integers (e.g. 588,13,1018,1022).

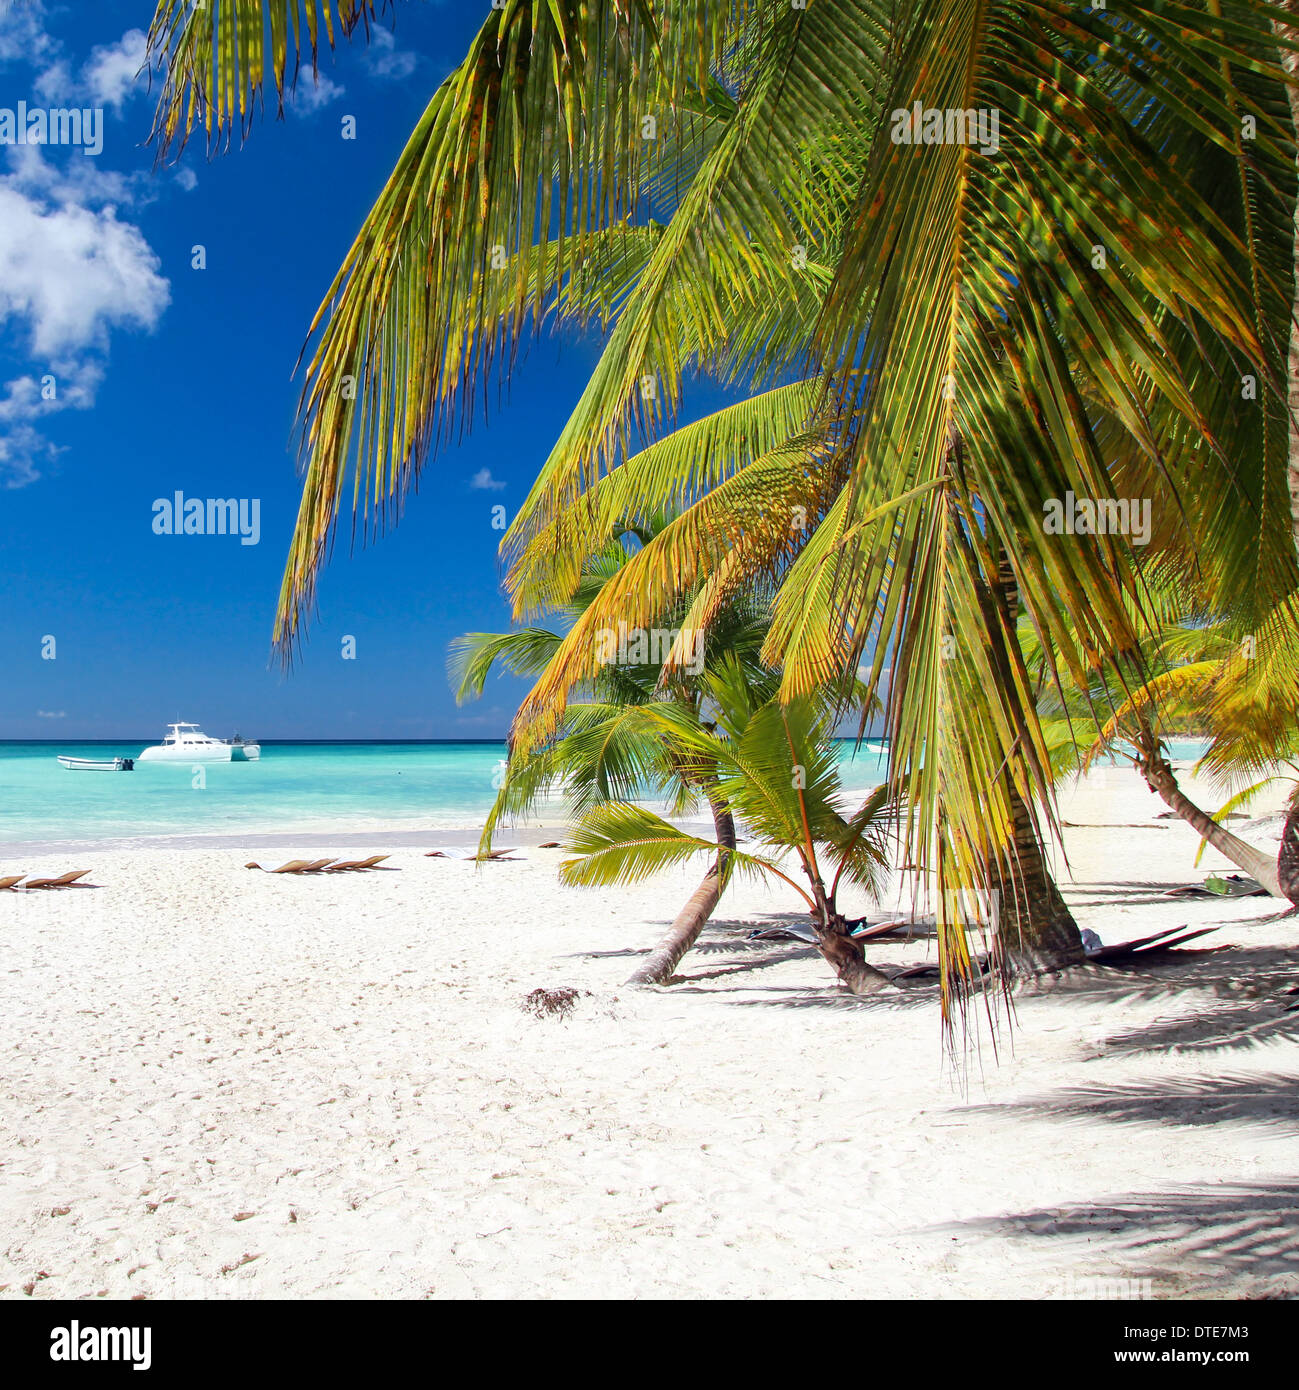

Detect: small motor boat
57,756,134,772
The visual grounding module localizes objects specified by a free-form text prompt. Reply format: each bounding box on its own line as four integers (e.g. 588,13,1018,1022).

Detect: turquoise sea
0,737,1207,850
0,741,521,849
0,739,891,848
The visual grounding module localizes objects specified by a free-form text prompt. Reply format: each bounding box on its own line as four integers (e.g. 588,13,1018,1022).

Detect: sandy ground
1,765,1295,1301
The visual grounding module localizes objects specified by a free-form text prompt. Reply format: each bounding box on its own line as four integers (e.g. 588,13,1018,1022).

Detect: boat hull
58,756,133,771
137,745,235,763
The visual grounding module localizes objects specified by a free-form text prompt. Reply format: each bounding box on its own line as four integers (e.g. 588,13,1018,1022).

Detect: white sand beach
1,764,1295,1301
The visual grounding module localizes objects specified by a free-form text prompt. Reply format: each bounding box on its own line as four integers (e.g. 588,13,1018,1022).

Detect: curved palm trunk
810,908,894,994
624,798,736,986
805,873,893,993
994,783,1088,973
1279,795,1299,906
1136,738,1283,897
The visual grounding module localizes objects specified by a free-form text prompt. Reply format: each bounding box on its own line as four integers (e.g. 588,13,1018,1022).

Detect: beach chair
244,859,336,874
0,875,26,891
322,855,391,872
1085,925,1219,963
23,869,92,889
425,847,519,861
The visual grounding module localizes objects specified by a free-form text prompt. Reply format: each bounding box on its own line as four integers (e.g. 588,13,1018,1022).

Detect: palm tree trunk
1135,736,1283,897
809,890,894,994
987,548,1087,972
624,797,736,986
1279,791,1299,905
993,783,1088,972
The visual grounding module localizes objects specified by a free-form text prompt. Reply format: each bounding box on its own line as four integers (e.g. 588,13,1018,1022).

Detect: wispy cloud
80,29,148,110
31,26,148,111
364,28,417,82
36,709,66,719
469,467,507,491
288,72,344,114
0,1,56,70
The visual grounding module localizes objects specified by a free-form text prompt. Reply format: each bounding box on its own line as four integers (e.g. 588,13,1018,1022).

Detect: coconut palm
488,3,1299,992
1024,616,1288,896
559,696,898,995
451,521,872,984
145,1,1299,1007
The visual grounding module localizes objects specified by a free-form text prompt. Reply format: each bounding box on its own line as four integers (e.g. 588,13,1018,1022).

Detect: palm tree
145,2,1299,1004
484,2,1294,990
451,523,868,984
1025,617,1287,896
560,697,898,995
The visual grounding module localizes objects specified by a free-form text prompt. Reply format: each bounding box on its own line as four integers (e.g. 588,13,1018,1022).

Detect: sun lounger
745,919,905,945
1085,925,1219,963
747,922,819,943
892,955,993,980
23,869,92,889
322,855,391,872
424,847,519,861
745,915,939,944
848,919,920,940
244,859,337,874
0,874,26,890
1163,874,1267,899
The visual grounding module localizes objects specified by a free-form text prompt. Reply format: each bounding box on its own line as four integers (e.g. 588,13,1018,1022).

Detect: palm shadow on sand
961,1070,1299,1135
929,1180,1299,1290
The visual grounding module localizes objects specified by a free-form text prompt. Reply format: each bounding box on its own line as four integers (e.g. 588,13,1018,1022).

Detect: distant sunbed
23,869,92,889
424,847,519,861
746,916,936,944
322,855,392,872
244,858,337,874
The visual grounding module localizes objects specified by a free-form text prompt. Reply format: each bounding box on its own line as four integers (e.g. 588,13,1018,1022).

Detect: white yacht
137,722,261,763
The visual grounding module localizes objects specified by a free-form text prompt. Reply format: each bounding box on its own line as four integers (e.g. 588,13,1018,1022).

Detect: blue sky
0,0,657,740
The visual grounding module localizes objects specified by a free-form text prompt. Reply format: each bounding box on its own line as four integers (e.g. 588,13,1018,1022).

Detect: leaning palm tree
452,570,756,987
145,1,1299,1014
452,519,875,984
560,696,898,995
492,5,1297,997
1023,616,1287,896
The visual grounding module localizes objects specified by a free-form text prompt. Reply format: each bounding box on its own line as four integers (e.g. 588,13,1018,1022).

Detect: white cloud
26,24,148,113
0,423,56,487
4,142,147,209
33,58,71,103
174,165,198,193
0,1,56,69
36,709,66,719
365,29,417,82
0,180,168,358
0,148,169,486
80,29,148,110
289,72,344,114
469,468,506,491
